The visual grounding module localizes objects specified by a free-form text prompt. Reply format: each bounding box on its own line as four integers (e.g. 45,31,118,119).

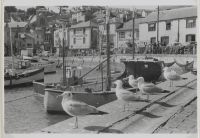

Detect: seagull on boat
58,91,107,128
137,77,167,100
163,67,187,87
114,80,148,111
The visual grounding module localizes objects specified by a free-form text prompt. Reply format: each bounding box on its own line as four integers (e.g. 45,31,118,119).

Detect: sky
16,6,158,13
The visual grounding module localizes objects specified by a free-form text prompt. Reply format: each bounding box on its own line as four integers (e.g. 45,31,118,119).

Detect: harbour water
4,75,69,133
4,61,124,133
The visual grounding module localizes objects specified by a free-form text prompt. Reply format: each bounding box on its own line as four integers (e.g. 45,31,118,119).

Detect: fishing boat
4,67,44,87
4,26,45,88
22,56,57,74
121,58,163,82
38,9,131,113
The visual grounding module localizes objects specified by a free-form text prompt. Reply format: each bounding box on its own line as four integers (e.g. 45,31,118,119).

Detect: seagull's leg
74,117,78,129
127,102,130,111
147,94,149,100
123,104,126,112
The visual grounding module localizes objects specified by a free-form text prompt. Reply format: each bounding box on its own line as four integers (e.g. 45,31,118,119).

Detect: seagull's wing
63,100,98,116
142,83,163,93
116,89,142,101
129,79,138,87
166,71,181,80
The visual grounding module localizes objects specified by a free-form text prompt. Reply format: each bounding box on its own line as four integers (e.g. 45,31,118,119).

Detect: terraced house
139,6,197,46
69,20,98,55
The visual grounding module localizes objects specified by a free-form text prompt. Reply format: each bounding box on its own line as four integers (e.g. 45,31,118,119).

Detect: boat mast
9,27,14,70
106,7,111,91
132,8,135,59
157,5,159,45
62,27,66,86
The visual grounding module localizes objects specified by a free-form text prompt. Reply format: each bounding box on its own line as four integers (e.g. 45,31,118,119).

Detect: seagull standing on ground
58,91,107,128
128,75,138,89
114,80,148,111
137,77,166,100
163,67,187,87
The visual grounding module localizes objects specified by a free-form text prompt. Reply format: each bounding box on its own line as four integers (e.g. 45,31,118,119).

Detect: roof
141,6,197,23
116,18,145,31
70,20,97,29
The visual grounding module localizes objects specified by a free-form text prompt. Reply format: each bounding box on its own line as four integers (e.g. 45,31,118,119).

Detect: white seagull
137,77,167,100
128,75,138,89
163,67,187,87
58,91,107,128
114,80,148,111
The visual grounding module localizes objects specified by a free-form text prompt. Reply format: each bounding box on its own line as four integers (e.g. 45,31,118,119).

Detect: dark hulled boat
121,59,163,82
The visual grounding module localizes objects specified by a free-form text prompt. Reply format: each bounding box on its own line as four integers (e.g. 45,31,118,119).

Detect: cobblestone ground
155,99,197,133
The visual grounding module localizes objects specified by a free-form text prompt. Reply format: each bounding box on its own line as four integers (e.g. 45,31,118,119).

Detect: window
186,34,195,42
148,23,156,31
186,18,196,28
83,37,85,44
119,32,125,40
161,36,169,46
73,38,76,44
150,37,156,44
166,21,171,30
73,29,76,35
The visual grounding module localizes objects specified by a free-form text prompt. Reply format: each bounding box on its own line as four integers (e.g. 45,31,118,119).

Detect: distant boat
4,68,44,87
22,56,57,74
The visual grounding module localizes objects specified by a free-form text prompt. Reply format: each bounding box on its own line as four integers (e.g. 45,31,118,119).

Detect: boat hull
122,60,162,82
31,62,56,74
44,62,57,74
4,68,44,87
44,89,117,113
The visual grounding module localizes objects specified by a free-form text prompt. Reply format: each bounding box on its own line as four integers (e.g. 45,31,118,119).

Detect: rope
5,93,36,103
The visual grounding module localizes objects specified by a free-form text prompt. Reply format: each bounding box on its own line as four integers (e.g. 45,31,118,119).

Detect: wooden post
106,8,111,91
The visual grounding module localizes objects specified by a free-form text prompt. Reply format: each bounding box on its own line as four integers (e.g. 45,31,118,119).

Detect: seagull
137,77,167,100
114,80,148,111
58,91,107,128
128,75,138,89
163,67,187,87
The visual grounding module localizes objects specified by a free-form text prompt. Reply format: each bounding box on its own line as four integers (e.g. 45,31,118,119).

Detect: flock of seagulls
58,67,187,129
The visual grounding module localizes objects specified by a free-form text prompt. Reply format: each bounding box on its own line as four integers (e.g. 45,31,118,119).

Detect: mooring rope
5,93,37,104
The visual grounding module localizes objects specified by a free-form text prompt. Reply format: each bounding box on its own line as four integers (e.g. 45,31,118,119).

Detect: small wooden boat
44,88,117,113
4,68,44,87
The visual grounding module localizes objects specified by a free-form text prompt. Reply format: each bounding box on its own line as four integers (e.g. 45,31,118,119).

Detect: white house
69,21,98,55
139,6,197,46
116,18,145,53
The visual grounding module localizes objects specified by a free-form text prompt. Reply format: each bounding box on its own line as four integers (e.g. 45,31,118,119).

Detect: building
69,20,98,55
4,18,27,56
116,18,145,53
98,17,123,50
54,28,69,56
139,6,197,46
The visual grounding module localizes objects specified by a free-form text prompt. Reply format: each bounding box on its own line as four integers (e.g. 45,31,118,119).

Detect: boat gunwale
45,88,116,95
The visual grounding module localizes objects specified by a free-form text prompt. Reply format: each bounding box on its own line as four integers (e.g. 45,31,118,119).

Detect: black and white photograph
2,0,198,136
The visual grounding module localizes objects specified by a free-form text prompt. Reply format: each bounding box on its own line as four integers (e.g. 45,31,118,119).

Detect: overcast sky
16,6,158,13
